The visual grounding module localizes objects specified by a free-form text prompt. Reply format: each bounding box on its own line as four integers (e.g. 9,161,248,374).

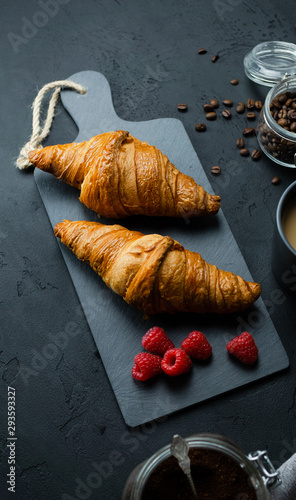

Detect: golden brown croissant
29,130,221,218
54,219,261,315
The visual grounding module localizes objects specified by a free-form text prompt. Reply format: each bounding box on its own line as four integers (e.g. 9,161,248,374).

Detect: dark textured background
1,1,296,499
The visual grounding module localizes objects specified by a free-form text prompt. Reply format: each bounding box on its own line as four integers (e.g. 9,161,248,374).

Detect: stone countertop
1,1,296,499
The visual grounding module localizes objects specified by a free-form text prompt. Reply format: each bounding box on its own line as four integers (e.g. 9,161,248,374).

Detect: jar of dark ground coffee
244,41,296,168
122,433,280,500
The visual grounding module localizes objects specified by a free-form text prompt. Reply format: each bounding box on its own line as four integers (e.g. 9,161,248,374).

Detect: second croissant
29,130,221,219
54,220,261,316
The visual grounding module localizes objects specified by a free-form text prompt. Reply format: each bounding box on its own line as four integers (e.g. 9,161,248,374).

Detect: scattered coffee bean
246,111,256,120
255,100,263,110
251,149,261,160
205,111,217,120
240,148,250,156
211,165,221,175
236,102,245,114
222,109,231,119
223,99,233,107
195,123,207,132
243,127,255,136
236,138,245,148
210,98,219,108
290,122,296,132
247,98,255,109
177,103,188,111
198,48,207,54
230,78,239,85
203,103,214,112
211,54,219,63
272,176,281,185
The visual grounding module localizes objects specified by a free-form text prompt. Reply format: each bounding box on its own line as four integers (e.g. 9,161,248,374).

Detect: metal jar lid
244,41,296,86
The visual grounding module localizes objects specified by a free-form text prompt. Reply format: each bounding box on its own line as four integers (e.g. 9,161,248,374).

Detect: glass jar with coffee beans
257,75,296,168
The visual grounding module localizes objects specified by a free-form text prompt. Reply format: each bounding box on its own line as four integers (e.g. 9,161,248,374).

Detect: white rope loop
16,80,86,170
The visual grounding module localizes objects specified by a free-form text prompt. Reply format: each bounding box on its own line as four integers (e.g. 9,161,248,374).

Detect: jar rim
130,433,269,499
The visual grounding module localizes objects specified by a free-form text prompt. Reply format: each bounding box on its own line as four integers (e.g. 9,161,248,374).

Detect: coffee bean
251,149,261,160
223,99,233,107
271,99,281,109
243,127,254,136
195,123,207,132
246,111,256,120
236,138,245,148
278,109,287,119
205,111,217,120
198,48,207,54
211,165,221,175
203,103,214,112
290,122,296,132
255,100,263,110
272,176,281,185
210,98,219,108
292,102,296,109
277,118,289,127
230,78,239,85
240,148,250,156
247,98,255,109
288,109,296,120
177,103,188,111
222,109,231,119
211,54,219,63
236,102,245,114
278,93,287,104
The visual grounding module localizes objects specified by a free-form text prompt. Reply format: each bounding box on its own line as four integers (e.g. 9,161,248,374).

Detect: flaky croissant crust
54,220,261,315
29,130,221,218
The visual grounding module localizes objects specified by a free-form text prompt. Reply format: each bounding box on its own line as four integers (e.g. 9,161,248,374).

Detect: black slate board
34,71,289,427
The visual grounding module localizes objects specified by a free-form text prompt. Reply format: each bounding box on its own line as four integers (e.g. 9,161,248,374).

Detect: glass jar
244,41,296,168
257,75,296,168
122,433,280,500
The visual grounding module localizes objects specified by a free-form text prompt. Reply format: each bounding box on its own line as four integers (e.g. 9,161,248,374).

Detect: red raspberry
181,331,212,360
132,353,162,381
142,326,175,356
161,348,192,376
226,332,258,365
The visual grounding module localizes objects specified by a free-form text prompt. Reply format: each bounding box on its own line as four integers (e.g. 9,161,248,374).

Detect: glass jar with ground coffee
244,41,296,168
122,433,280,500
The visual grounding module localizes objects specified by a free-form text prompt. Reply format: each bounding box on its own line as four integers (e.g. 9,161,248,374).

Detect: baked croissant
29,130,221,218
54,220,261,315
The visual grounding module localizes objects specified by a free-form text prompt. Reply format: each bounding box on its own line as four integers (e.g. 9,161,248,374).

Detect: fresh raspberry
161,348,192,376
132,353,162,381
142,326,175,356
181,331,212,360
226,332,258,365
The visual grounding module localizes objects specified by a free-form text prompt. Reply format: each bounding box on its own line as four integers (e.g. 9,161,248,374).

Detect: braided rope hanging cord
16,80,87,170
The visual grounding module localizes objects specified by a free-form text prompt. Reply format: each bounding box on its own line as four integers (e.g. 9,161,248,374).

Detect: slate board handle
60,70,120,138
